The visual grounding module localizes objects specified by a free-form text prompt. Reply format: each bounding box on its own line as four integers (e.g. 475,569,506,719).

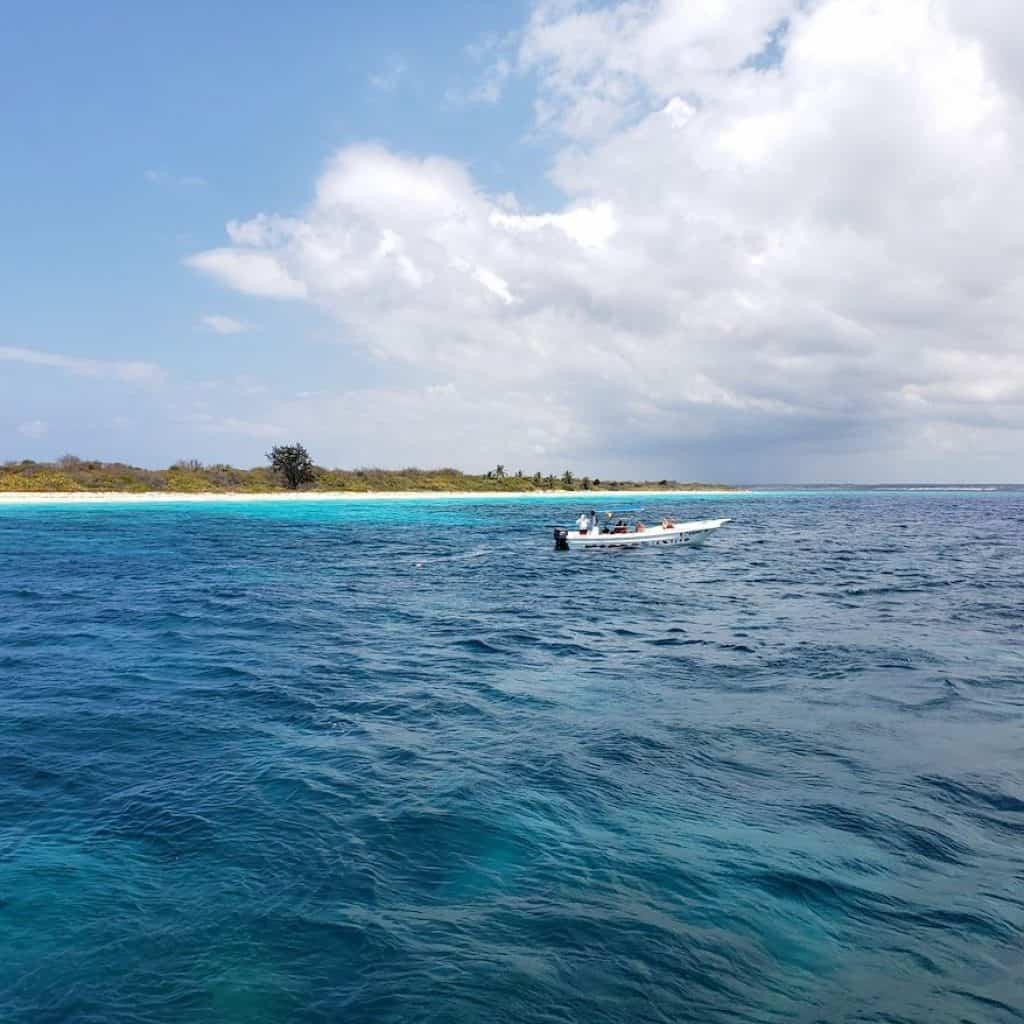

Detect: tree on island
494,464,506,479
267,443,316,489
562,469,575,488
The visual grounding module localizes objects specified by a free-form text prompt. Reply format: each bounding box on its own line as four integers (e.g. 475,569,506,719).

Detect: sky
2,0,1023,483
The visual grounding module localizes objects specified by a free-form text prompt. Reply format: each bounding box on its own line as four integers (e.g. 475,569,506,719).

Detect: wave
2,487,1022,1022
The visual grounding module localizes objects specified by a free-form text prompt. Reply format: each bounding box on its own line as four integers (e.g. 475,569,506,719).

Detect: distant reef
0,457,741,495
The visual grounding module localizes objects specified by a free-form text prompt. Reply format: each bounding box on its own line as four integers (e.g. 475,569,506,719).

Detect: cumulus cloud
187,0,1024,480
520,0,794,139
186,249,308,299
201,314,247,335
0,346,164,383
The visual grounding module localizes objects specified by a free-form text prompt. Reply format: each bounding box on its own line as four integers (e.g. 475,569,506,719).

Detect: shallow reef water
1,489,1022,1022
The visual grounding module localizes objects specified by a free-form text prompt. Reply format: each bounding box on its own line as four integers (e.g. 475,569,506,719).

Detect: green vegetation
267,443,316,490
0,453,740,494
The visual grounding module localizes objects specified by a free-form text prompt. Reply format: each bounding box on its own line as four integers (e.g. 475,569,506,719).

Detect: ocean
1,490,1022,1023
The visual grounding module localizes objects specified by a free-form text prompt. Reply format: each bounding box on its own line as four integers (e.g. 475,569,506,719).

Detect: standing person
576,511,590,534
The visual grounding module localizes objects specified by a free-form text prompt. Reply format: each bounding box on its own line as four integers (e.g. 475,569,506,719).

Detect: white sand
0,489,743,505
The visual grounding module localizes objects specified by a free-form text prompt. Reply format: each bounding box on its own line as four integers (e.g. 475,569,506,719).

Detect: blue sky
3,1,1023,481
1,1,541,465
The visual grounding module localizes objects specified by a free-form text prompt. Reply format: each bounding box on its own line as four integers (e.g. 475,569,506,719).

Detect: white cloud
473,266,516,304
446,61,512,107
185,249,308,299
16,419,47,439
0,346,164,383
446,31,516,107
201,314,247,335
490,202,618,250
470,58,512,104
520,0,794,139
187,0,1024,481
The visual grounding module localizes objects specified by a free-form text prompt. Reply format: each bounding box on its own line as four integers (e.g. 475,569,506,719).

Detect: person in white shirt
576,512,590,534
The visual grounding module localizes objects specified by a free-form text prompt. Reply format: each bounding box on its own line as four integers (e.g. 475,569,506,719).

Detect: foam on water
1,490,1022,1022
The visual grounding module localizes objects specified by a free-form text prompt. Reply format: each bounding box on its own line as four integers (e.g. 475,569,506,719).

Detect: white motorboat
553,508,730,551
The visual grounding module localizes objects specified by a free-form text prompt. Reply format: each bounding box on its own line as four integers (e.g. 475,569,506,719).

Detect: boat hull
565,518,730,550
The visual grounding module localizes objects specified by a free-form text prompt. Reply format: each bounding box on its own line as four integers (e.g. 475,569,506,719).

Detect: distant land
0,457,742,495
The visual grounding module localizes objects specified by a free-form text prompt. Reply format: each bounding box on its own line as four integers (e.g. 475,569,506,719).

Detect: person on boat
576,512,590,534
613,519,627,534
661,516,675,529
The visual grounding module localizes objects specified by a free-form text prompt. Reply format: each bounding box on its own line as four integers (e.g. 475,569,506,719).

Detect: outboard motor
553,528,570,551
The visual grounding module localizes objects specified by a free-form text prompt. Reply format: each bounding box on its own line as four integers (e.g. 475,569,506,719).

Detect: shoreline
0,488,745,506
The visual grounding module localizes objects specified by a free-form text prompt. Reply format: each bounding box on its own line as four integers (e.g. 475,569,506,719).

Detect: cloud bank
188,0,1024,481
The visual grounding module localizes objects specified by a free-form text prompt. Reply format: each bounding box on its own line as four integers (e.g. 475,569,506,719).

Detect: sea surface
1,490,1022,1023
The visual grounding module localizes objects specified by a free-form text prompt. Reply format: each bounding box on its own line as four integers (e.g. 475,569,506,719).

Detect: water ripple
1,489,1022,1022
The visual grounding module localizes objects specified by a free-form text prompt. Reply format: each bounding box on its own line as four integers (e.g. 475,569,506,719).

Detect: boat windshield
593,508,646,534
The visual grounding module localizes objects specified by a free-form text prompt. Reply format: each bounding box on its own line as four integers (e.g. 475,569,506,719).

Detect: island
0,448,743,501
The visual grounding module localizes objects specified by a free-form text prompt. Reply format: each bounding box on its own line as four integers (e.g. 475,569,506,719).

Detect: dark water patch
946,989,1024,1023
796,803,971,865
584,729,674,766
453,638,505,656
90,798,219,859
745,868,908,925
920,775,1024,814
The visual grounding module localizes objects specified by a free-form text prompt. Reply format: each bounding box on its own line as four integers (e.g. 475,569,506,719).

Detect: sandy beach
0,489,743,505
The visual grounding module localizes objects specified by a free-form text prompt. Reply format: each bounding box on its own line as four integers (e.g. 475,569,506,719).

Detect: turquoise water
1,489,1022,1022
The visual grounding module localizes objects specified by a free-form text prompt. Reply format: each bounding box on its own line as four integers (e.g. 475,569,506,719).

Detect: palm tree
495,464,506,479
561,469,575,487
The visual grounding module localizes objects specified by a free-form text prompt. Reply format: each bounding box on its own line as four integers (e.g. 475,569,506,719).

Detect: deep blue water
1,490,1022,1023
